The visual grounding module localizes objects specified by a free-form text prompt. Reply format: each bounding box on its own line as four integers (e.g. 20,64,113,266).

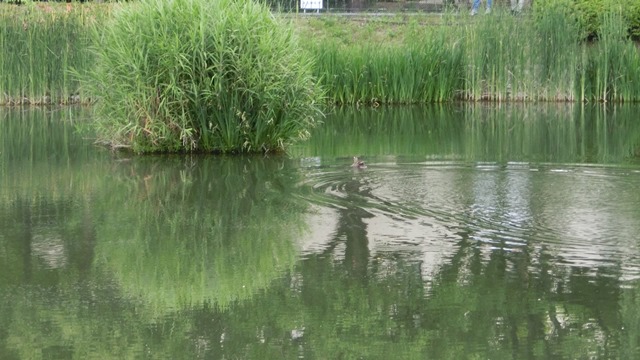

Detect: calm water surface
1,104,640,359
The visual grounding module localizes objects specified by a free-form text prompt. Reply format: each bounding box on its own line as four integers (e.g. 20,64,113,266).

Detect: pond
1,104,640,359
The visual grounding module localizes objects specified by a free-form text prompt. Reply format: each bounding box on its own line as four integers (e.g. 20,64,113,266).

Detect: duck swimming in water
351,156,367,169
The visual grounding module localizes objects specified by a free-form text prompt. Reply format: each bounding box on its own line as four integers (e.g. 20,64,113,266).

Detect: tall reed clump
586,9,640,102
80,0,323,154
460,6,582,102
0,3,95,105
460,3,640,103
461,11,525,102
309,26,464,105
530,2,582,101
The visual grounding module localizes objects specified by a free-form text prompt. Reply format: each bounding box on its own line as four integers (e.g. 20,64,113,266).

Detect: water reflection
291,104,640,358
295,103,640,164
1,105,640,358
296,165,638,357
95,155,304,313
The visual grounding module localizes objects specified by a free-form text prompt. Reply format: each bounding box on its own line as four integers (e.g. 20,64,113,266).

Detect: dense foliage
533,0,640,39
81,0,323,153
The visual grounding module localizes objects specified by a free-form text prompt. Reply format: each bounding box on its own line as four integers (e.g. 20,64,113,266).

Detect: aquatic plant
80,0,324,153
0,3,96,105
309,27,464,105
587,9,640,102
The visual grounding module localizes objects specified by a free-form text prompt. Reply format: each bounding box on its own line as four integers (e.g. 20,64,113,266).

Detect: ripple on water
298,159,640,281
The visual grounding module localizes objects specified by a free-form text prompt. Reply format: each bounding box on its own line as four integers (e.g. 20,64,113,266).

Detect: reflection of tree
3,231,633,359
0,197,97,285
0,155,308,358
0,107,103,285
11,198,33,283
0,197,106,359
336,173,374,278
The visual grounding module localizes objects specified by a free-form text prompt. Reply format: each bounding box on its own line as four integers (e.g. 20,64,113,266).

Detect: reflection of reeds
297,104,640,164
0,107,307,316
94,156,305,314
0,107,106,201
0,3,100,105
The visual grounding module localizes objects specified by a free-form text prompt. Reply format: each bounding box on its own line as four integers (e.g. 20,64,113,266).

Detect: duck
351,156,367,169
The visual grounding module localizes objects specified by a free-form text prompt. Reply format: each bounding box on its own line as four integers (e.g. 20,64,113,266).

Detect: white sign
301,0,322,9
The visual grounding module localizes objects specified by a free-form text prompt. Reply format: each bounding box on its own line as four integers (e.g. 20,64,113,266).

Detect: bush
533,0,640,40
628,1,640,38
80,0,324,153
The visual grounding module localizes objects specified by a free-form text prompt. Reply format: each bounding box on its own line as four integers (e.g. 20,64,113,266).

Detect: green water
1,104,640,359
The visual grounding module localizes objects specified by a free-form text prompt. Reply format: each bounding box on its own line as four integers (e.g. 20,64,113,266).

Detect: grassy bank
302,7,640,104
2,3,640,106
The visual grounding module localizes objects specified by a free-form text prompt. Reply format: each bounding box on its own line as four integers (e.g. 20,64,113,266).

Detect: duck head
351,156,367,169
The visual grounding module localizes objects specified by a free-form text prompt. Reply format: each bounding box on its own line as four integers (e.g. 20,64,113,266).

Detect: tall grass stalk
459,7,582,102
588,9,640,103
531,4,581,101
0,3,96,105
309,25,463,105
